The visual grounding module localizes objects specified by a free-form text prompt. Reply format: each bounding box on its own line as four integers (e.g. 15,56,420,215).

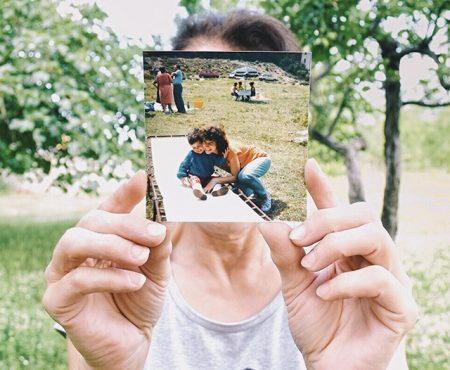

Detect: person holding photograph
177,128,229,200
171,64,186,113
201,125,273,212
43,9,416,370
156,66,174,114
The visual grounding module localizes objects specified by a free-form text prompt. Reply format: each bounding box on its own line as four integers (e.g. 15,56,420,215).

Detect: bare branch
402,100,450,108
310,128,346,154
327,86,352,137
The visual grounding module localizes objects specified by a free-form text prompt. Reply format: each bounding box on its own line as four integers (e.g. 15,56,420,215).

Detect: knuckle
69,268,86,293
321,232,342,257
59,227,79,250
44,264,55,283
42,287,56,315
398,294,420,333
407,301,420,328
368,223,387,253
77,209,103,229
368,264,391,287
58,227,85,261
319,209,337,232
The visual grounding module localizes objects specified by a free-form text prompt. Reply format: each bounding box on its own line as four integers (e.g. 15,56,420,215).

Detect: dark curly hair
172,9,300,51
187,127,203,145
202,126,229,156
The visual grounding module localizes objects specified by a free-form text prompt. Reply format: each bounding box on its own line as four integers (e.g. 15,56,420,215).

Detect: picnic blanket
149,136,264,222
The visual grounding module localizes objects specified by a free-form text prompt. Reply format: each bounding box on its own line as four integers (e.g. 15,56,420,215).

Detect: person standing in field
172,64,187,113
156,66,174,114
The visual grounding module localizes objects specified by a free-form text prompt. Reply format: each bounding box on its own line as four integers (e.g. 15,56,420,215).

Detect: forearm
213,175,236,185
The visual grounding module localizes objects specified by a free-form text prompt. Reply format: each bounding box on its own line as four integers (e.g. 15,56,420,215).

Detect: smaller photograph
144,51,311,222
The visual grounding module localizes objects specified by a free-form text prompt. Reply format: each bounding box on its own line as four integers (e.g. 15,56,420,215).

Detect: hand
43,171,172,369
258,159,418,370
203,177,219,193
181,177,190,187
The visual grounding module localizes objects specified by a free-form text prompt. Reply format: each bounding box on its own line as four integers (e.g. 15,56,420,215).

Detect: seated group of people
177,126,272,212
231,81,256,101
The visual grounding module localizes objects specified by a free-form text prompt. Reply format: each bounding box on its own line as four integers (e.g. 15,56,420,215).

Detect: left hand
259,159,418,370
203,177,219,193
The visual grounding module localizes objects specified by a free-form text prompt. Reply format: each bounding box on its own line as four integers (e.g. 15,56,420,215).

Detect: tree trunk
310,129,365,203
381,78,401,239
344,137,366,203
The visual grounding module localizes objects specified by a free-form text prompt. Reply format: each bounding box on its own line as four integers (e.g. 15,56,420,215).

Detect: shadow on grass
266,197,288,220
234,99,270,105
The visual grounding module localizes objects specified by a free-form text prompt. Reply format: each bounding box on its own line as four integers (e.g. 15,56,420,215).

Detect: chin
198,222,258,234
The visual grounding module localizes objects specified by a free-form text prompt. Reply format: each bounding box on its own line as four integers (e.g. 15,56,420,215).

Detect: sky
61,0,186,48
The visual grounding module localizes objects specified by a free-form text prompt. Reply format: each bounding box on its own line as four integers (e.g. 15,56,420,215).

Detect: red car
199,70,220,78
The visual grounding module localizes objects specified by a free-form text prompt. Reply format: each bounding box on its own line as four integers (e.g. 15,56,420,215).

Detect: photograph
144,51,311,222
2,2,448,369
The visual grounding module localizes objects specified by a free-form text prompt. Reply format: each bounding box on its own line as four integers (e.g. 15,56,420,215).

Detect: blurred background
0,0,448,368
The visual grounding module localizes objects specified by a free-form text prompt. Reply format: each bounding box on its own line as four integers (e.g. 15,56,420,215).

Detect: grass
145,77,309,221
403,246,450,369
0,217,76,370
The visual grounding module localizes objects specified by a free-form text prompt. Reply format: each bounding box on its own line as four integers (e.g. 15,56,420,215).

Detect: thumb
258,222,314,296
98,170,147,214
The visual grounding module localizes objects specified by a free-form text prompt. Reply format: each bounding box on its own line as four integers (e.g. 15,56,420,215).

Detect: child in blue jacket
177,128,228,200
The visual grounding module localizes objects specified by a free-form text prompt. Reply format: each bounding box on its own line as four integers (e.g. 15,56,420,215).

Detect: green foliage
179,0,204,15
260,0,449,125
361,107,450,171
278,55,310,81
0,0,145,191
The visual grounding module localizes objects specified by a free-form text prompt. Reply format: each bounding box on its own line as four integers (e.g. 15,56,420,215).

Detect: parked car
229,66,260,78
259,72,278,81
199,70,220,78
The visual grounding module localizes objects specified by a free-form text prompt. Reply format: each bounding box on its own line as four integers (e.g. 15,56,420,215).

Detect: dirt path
325,165,450,262
1,166,448,260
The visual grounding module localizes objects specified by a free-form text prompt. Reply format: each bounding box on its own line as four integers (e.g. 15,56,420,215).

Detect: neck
170,222,269,274
167,222,281,322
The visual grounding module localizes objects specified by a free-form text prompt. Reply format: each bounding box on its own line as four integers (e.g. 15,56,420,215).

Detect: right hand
43,170,172,369
181,177,190,187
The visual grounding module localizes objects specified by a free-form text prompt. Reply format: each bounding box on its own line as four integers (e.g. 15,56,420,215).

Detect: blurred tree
260,0,450,238
179,0,449,238
0,0,145,191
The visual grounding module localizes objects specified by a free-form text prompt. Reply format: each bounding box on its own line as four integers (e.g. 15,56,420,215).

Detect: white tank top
144,278,306,370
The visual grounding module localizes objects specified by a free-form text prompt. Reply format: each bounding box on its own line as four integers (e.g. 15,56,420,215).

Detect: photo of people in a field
144,51,311,222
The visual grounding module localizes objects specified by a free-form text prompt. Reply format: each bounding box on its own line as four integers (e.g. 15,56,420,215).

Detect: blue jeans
236,157,271,198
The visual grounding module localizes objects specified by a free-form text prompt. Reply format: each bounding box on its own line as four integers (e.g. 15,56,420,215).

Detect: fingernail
289,224,306,242
129,272,146,287
301,250,315,268
309,158,324,175
147,223,166,238
316,283,330,298
131,244,150,260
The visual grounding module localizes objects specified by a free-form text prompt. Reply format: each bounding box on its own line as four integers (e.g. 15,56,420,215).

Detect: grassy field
145,77,309,221
0,217,75,370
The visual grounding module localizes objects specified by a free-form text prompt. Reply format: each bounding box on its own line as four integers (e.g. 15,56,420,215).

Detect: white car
229,67,260,78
